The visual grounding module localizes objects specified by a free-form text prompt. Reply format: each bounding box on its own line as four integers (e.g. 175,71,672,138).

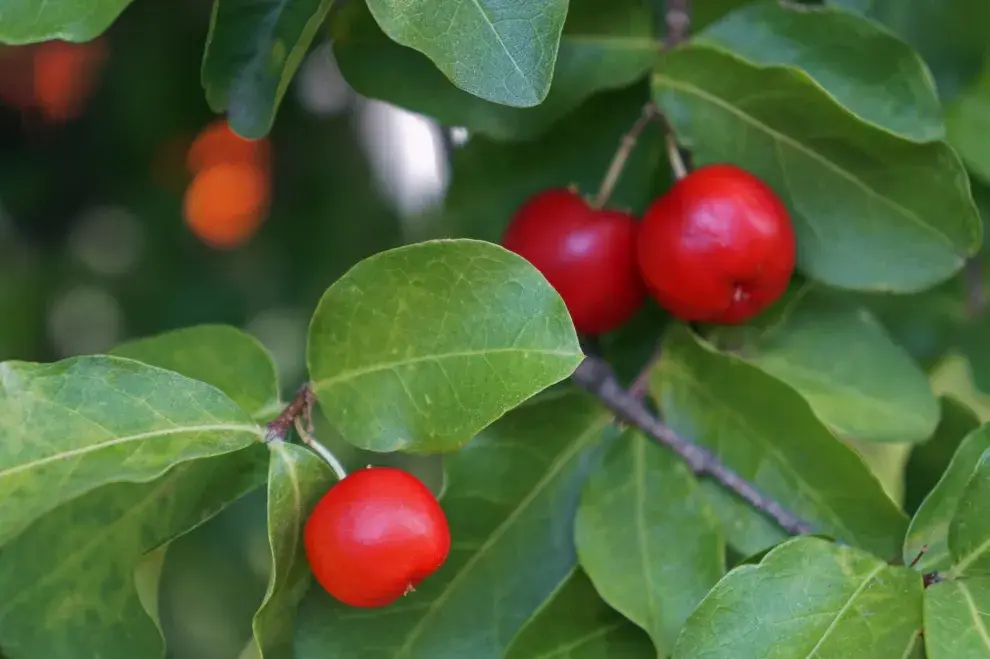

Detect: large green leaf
503,569,655,659
949,450,990,578
110,324,281,421
332,0,657,141
651,325,908,558
0,0,132,43
251,443,336,659
653,44,982,293
831,0,990,102
0,355,264,546
905,425,990,571
201,0,335,138
672,537,923,658
905,397,981,514
294,392,613,659
710,288,939,443
946,61,990,186
0,446,268,659
363,0,567,108
306,239,583,453
575,431,724,655
924,578,990,658
697,1,943,142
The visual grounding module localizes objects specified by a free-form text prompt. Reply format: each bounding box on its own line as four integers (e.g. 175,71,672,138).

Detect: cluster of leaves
2,0,990,659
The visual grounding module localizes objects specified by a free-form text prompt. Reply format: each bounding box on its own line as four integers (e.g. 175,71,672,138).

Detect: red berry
502,188,645,335
304,467,450,608
637,164,796,324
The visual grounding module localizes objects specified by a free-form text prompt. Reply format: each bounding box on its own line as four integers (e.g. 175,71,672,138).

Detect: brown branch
964,257,986,319
665,0,691,49
265,383,316,442
571,356,814,536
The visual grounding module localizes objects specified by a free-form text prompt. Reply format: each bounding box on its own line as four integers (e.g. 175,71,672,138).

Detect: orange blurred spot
186,119,270,175
33,39,109,124
183,162,270,250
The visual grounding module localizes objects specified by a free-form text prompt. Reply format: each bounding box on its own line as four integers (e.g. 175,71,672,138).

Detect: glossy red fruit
637,164,796,324
502,188,645,335
304,467,450,608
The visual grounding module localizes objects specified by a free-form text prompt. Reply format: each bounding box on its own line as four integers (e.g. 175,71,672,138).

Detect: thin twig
628,343,662,399
665,0,691,49
964,258,986,318
571,356,814,536
265,384,315,442
294,416,348,481
591,102,660,209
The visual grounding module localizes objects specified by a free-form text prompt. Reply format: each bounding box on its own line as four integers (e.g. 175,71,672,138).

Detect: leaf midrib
312,347,582,390
958,582,990,652
803,563,884,657
0,423,263,480
653,71,959,252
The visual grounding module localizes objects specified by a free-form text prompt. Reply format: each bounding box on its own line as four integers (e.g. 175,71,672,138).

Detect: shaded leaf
949,450,990,577
672,537,923,658
0,0,132,43
653,44,982,293
0,355,264,546
307,239,583,452
503,569,655,659
832,0,990,102
946,60,990,185
906,425,990,571
710,287,939,443
294,392,613,659
202,0,335,138
0,446,268,659
110,324,281,421
332,0,658,141
575,431,724,654
905,396,981,515
924,577,990,658
651,325,908,558
363,0,567,107
251,443,336,659
698,1,943,142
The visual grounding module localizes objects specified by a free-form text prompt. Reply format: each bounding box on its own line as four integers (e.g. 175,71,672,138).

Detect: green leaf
672,537,923,658
201,0,334,138
0,0,132,43
949,450,990,577
653,44,982,293
697,1,943,142
0,446,268,659
832,0,990,102
651,325,908,558
110,324,281,421
924,577,990,658
503,569,655,659
363,0,567,108
905,396,981,515
0,355,264,546
710,287,939,443
441,82,665,244
905,425,990,571
946,61,990,185
575,431,724,654
332,0,658,141
306,239,583,453
294,392,613,659
251,443,336,659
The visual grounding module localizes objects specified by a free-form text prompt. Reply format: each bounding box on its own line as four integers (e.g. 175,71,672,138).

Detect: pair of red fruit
502,164,798,333
302,164,798,611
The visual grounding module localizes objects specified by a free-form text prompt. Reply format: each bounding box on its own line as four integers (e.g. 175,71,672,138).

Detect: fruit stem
294,416,348,482
665,131,688,180
590,102,659,209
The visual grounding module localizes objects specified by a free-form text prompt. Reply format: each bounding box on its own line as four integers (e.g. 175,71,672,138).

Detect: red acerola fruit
637,164,796,324
304,467,451,608
501,188,645,335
